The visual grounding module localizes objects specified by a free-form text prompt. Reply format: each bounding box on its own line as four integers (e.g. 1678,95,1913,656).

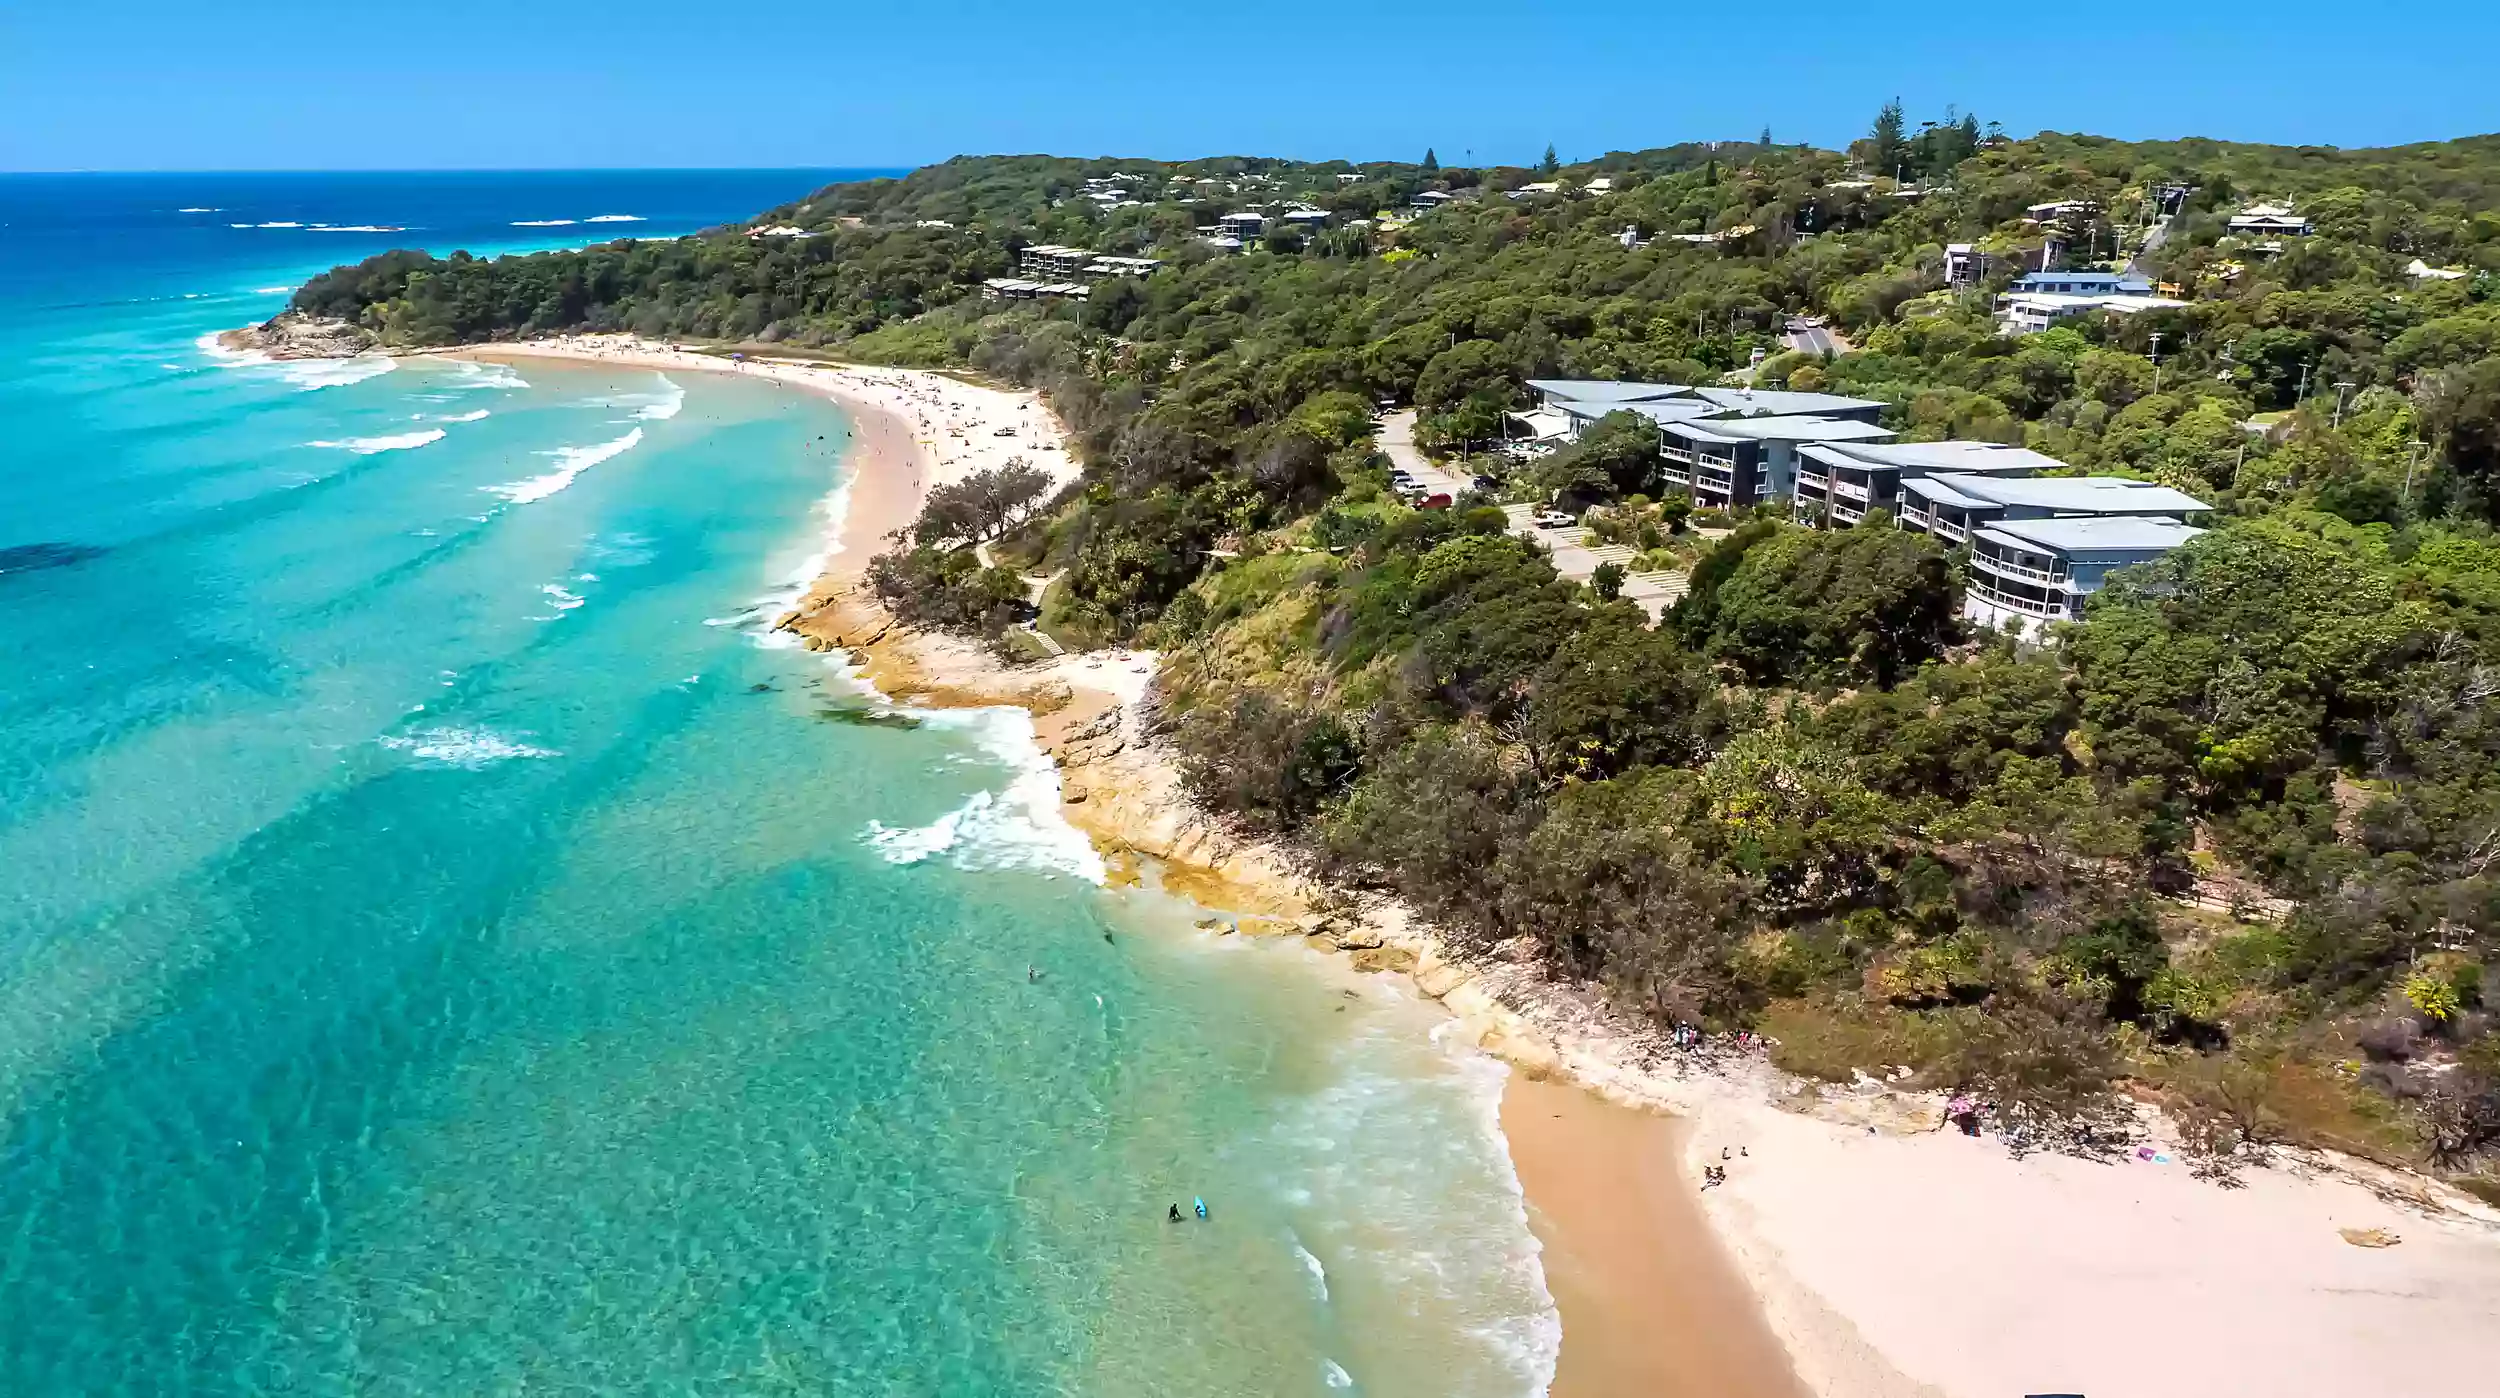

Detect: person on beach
1168,1204,1182,1223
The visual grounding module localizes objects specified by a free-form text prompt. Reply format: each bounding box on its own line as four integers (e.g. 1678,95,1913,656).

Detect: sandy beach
445,333,2500,1398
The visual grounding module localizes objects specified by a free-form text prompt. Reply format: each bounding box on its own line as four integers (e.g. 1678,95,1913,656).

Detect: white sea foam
254,221,304,228
512,218,578,227
378,726,557,768
529,583,588,620
197,331,400,391
178,206,219,213
635,376,685,421
1262,1016,1562,1398
482,428,643,505
305,224,405,233
588,374,686,423
437,409,492,424
250,285,293,295
308,429,445,455
861,707,1106,881
1322,1360,1353,1390
442,360,529,392
1294,1240,1331,1302
584,214,644,223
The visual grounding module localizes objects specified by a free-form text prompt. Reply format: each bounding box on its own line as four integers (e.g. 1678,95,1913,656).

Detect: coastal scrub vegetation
295,120,2500,1174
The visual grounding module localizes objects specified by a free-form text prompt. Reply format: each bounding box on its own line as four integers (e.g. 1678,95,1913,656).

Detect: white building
2227,203,2312,237
1997,290,2186,334
1216,211,1267,241
1964,517,2205,633
1018,244,1095,279
982,277,1089,301
1086,254,1164,279
2409,258,2470,282
1945,242,1980,287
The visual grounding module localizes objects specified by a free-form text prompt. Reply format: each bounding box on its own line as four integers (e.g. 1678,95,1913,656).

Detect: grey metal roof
1527,379,1695,404
1979,517,2205,555
1900,476,1993,510
1624,400,1726,425
1692,386,1887,416
1809,440,2065,475
1930,474,2211,514
1657,420,1746,445
1696,415,1895,443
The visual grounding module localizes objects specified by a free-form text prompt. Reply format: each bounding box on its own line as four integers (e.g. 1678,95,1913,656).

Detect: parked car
1418,492,1454,510
1533,508,1577,529
1472,474,1500,492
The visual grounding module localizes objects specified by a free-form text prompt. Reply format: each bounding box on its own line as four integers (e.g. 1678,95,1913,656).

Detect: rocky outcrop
218,312,378,360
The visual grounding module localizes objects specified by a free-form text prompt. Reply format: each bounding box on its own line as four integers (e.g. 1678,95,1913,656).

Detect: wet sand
1505,1076,1808,1398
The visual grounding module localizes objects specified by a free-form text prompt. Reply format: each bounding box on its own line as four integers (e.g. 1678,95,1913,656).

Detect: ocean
0,172,1558,1394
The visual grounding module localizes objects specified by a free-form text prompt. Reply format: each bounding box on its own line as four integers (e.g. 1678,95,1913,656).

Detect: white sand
434,333,1082,496
1686,1092,2500,1398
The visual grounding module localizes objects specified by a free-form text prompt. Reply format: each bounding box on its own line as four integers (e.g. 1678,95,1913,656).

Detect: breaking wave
309,429,446,455
482,428,643,505
860,707,1104,881
378,726,558,768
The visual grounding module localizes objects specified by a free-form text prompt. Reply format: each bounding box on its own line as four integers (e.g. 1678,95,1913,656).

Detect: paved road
1782,321,1851,357
2126,212,2177,280
1378,409,1475,497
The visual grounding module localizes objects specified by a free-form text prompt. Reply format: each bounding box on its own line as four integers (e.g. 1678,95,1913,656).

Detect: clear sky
6,0,2495,171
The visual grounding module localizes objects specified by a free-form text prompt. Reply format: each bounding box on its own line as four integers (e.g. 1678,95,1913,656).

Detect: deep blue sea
0,172,1556,1395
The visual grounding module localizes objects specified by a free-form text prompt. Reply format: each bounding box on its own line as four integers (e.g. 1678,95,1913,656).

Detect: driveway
1378,409,1475,497
1783,319,1851,357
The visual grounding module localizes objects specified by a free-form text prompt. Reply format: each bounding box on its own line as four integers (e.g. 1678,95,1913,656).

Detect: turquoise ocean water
0,174,1557,1394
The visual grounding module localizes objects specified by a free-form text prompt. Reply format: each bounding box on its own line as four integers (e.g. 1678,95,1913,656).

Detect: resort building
1517,379,1893,509
1793,440,2061,528
1017,244,1096,279
1086,254,1164,279
1788,439,2212,632
1280,207,1331,228
1964,517,2205,633
1895,472,2210,544
1658,414,1896,511
1216,212,1268,241
982,277,1090,301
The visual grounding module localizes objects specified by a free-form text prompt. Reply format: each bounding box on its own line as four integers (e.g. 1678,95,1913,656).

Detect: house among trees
2226,202,2314,237
1996,286,2186,334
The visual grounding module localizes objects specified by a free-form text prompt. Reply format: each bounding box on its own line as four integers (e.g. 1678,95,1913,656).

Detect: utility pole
2404,438,2426,503
2149,332,2165,393
2333,380,2357,427
2295,361,2315,404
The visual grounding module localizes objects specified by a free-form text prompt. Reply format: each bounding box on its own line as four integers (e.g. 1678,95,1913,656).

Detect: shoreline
433,334,2500,1398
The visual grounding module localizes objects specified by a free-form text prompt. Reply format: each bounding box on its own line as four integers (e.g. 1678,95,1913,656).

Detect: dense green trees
282,127,2500,1166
